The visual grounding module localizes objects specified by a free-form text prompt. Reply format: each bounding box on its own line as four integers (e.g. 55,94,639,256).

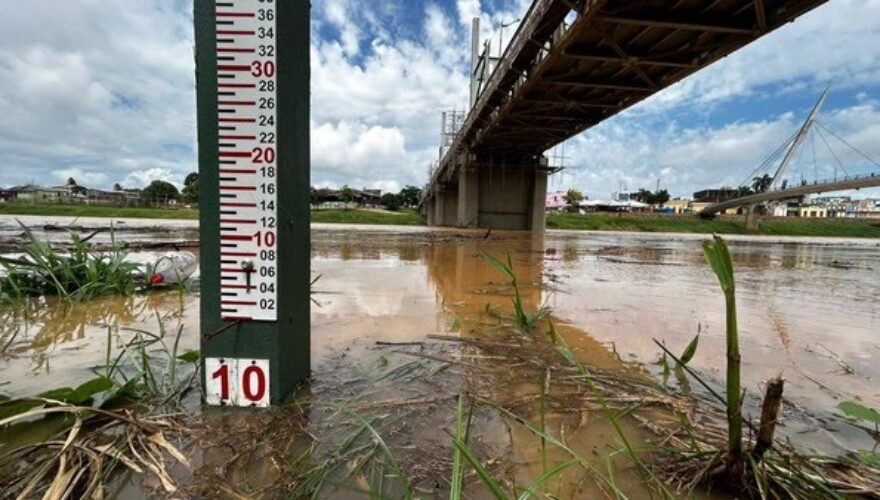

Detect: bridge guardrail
429,0,559,190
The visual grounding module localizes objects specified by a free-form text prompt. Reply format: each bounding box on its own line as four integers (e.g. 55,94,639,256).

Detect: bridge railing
429,0,562,189
772,171,880,192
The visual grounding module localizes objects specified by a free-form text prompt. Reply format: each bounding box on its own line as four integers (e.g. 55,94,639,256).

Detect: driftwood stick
753,376,785,461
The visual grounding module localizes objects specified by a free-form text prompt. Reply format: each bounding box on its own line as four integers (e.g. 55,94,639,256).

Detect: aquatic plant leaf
176,350,200,363
479,251,515,281
71,377,114,403
0,400,42,420
518,459,580,500
451,436,507,500
837,401,880,425
678,334,700,367
450,315,461,332
855,451,880,468
702,235,735,294
0,256,38,267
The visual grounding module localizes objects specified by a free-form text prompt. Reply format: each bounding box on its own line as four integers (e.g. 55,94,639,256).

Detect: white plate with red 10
205,357,271,407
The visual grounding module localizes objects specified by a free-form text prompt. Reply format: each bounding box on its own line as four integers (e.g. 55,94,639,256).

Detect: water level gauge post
195,0,311,406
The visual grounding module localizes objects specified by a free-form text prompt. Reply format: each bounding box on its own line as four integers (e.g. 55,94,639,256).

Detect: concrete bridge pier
745,204,761,231
425,155,549,232
427,183,458,226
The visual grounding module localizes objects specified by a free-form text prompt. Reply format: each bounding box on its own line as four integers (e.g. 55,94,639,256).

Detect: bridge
701,173,880,217
700,87,880,219
423,0,828,231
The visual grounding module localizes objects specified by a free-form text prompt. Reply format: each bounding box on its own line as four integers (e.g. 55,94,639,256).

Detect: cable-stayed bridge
701,88,880,218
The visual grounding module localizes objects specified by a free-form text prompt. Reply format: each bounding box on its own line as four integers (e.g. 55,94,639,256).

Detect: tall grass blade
450,394,465,500
450,436,507,500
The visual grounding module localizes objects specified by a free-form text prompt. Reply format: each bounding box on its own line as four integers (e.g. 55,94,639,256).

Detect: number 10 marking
205,358,271,407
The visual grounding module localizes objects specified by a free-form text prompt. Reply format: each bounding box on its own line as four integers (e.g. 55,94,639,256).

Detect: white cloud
557,101,880,199
0,0,878,200
52,168,108,187
0,0,194,189
123,168,181,189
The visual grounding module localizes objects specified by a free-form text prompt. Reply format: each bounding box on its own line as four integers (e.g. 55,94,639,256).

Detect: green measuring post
195,0,310,406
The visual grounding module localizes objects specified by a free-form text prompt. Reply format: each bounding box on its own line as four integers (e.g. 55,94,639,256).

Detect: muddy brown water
1,222,879,497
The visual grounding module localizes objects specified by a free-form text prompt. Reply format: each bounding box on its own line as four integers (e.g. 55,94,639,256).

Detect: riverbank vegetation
311,208,425,226
0,313,197,497
0,203,426,226
0,224,142,303
0,203,199,220
547,212,880,238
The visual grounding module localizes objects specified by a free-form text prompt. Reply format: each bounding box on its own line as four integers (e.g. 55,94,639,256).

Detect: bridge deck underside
450,0,827,166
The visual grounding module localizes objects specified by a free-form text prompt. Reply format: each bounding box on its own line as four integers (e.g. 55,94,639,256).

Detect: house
798,205,827,218
84,188,143,205
0,187,19,202
665,199,690,214
312,187,384,209
812,196,851,218
768,203,789,217
580,199,649,213
359,189,383,207
15,184,81,202
693,187,741,203
691,202,739,215
845,199,880,219
545,191,567,211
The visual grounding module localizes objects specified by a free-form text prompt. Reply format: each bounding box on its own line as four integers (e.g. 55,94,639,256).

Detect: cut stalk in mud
702,235,744,488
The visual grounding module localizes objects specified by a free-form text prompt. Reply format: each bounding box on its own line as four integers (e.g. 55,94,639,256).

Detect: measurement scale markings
218,48,255,54
218,65,251,72
219,151,252,158
219,100,256,106
220,170,257,176
213,0,277,324
221,235,254,242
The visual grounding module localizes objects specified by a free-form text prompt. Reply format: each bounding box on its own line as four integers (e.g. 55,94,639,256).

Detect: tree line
310,185,422,211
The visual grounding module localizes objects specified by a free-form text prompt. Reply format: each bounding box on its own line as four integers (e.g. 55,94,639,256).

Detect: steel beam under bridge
425,0,828,231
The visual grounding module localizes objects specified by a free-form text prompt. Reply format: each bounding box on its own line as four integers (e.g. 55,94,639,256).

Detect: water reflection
0,291,199,396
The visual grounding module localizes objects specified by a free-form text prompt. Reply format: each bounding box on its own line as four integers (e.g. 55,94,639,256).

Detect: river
1,218,878,496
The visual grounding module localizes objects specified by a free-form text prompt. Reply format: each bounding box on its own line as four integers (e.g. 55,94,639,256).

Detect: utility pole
195,0,311,407
469,17,480,108
498,19,520,59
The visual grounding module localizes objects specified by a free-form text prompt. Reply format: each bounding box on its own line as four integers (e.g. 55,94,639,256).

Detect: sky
1,0,879,199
